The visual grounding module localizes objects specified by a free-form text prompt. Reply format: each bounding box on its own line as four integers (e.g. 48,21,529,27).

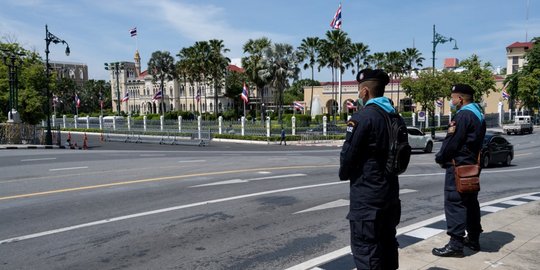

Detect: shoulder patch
346,120,358,133
448,121,456,134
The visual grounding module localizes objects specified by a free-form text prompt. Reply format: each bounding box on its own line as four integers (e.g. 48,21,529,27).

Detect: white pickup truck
503,115,534,135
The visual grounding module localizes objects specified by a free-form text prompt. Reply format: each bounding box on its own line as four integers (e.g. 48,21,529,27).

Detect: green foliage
400,111,413,117
222,108,239,120
456,55,496,101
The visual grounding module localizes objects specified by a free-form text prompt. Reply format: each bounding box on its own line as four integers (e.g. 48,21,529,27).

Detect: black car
481,133,514,168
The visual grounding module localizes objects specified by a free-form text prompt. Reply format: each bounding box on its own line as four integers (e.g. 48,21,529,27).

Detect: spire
134,50,141,77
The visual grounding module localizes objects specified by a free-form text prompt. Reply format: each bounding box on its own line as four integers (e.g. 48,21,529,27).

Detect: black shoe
432,244,464,257
464,237,480,251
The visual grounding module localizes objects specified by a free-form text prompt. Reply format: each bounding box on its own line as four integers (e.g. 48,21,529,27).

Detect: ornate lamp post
1,49,25,123
431,24,458,137
45,25,70,145
104,62,124,116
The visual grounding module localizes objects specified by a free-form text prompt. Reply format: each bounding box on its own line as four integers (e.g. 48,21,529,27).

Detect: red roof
506,42,533,49
227,64,244,73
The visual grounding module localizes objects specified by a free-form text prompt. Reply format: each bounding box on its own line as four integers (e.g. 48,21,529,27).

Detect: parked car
407,127,433,153
481,133,514,168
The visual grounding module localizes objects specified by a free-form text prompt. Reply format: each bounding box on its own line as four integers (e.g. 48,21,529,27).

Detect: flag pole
243,101,246,118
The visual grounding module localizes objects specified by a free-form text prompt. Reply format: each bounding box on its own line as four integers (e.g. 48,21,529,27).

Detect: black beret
451,84,475,96
356,69,390,85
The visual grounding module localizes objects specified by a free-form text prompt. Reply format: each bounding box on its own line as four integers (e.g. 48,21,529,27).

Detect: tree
242,37,271,120
147,50,176,116
284,79,319,106
517,69,540,111
297,37,320,114
367,52,386,69
456,55,496,102
208,39,230,115
401,71,450,117
224,68,248,114
350,42,370,75
402,47,424,77
384,51,405,108
177,46,197,112
258,43,300,123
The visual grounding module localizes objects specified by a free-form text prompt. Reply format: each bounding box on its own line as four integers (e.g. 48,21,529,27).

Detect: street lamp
45,24,70,145
431,24,458,137
104,62,124,116
1,49,25,123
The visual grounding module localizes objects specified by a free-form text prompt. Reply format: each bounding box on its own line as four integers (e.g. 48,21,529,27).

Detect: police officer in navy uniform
339,69,404,269
433,84,486,257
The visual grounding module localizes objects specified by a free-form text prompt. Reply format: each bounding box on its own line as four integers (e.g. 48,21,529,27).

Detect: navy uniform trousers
444,167,482,248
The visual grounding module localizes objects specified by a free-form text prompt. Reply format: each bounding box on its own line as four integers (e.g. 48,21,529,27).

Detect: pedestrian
433,84,486,257
279,127,286,145
339,69,405,270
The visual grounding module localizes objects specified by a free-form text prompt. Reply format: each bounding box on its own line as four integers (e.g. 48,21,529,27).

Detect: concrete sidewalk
400,199,540,270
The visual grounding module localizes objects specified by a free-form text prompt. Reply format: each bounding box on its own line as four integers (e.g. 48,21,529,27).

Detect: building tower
134,50,141,77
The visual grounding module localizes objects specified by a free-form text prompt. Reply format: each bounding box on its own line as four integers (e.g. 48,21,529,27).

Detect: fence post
436,114,441,127
498,102,503,127
266,116,271,138
412,113,416,127
291,116,296,136
197,115,202,140
160,115,164,131
52,114,56,127
178,116,182,132
323,116,327,136
99,115,103,130
218,116,223,134
74,115,78,129
241,116,245,136
448,111,452,124
86,116,90,129
127,115,131,131
143,115,147,132
112,117,116,131
63,115,67,129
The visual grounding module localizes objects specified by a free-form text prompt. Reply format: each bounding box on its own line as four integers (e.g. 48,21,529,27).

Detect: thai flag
241,82,249,104
346,100,356,109
293,101,304,111
130,27,137,37
502,90,510,100
152,90,162,100
330,4,342,29
121,92,129,102
436,99,443,107
196,90,201,102
75,94,81,108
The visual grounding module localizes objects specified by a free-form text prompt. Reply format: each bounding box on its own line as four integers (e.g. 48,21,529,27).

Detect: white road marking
139,154,166,157
500,200,528,206
190,174,307,188
257,171,272,174
0,181,342,245
480,206,506,213
178,160,206,163
522,195,540,201
21,158,57,162
514,153,532,157
404,227,444,240
294,189,418,214
49,166,88,172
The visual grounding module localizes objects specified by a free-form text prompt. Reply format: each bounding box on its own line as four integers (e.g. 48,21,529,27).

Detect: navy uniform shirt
436,103,486,168
339,99,402,221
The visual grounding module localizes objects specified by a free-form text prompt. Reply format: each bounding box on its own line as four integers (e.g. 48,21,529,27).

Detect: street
1,132,539,269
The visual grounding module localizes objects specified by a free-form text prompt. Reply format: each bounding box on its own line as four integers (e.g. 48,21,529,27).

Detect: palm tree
297,37,320,114
193,41,212,114
208,39,231,115
350,42,370,75
258,43,300,123
367,52,386,69
320,30,352,118
384,51,405,110
402,47,425,77
147,50,176,116
242,37,271,120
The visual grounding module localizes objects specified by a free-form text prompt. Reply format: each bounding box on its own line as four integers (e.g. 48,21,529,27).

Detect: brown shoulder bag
452,154,481,193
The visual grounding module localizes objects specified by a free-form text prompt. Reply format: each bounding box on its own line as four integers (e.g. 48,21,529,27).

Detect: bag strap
452,152,481,167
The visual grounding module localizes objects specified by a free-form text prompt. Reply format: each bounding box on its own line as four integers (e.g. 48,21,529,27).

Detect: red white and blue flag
436,99,443,107
130,27,137,37
330,4,342,29
75,94,81,108
152,90,162,100
293,101,304,111
121,92,129,102
502,90,510,100
196,90,201,102
241,82,249,104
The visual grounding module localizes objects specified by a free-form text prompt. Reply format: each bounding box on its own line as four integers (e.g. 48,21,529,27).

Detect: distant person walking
280,128,287,145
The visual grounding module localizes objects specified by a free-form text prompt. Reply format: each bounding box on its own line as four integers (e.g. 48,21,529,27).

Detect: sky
1,0,539,83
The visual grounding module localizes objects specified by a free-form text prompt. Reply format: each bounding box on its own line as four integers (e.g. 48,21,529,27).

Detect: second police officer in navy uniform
433,84,486,257
339,69,406,269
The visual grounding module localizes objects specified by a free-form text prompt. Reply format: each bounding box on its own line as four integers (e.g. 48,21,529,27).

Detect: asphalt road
0,131,539,269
